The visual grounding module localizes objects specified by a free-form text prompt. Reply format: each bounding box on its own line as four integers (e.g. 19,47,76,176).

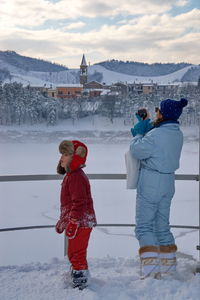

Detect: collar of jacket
66,167,82,176
155,120,179,128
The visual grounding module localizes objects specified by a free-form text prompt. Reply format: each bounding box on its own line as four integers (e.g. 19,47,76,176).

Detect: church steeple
80,54,88,85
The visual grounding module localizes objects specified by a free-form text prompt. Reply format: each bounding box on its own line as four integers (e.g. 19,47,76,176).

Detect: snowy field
0,120,199,300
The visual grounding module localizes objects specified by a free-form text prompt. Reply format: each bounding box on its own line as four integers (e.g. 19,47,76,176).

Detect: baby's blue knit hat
160,98,188,121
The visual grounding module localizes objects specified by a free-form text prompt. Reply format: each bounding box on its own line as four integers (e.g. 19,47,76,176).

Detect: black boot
71,269,89,290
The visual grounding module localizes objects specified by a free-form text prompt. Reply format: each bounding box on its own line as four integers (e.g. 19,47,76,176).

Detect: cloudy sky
0,0,199,68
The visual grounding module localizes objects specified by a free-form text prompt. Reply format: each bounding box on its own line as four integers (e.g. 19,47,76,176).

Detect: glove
55,219,65,234
131,119,153,137
65,220,79,239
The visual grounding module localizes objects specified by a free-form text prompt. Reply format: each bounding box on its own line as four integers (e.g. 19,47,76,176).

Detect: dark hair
57,160,66,175
137,108,148,120
152,116,165,127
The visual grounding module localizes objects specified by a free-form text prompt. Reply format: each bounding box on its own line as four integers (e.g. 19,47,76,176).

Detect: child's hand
65,220,79,239
55,219,65,234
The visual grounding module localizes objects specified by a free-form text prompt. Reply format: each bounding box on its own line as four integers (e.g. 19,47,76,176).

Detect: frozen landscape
1,50,199,86
0,119,199,300
2,63,199,87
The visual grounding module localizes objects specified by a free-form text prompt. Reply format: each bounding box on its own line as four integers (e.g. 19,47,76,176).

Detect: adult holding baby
130,98,188,279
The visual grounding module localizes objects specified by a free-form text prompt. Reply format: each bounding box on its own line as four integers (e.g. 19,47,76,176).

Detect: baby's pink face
60,153,71,168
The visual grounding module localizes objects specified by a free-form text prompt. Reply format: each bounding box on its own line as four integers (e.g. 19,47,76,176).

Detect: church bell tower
80,54,88,85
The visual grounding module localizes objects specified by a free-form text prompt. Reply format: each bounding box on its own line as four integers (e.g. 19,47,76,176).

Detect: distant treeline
0,50,68,72
97,59,191,76
0,82,199,126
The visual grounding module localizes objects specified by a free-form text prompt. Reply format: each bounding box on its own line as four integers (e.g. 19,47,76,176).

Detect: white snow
0,121,199,300
1,57,199,86
0,257,199,300
89,64,197,85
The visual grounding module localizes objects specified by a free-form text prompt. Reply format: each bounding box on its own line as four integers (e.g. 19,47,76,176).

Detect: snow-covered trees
0,82,199,127
0,82,59,126
46,99,58,126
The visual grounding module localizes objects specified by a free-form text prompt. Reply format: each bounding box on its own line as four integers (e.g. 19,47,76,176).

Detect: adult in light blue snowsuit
130,98,188,279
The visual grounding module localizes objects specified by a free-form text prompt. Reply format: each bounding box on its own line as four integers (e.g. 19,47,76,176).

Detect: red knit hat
59,140,88,172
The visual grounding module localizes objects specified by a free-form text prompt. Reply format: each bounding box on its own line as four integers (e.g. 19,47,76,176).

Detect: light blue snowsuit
130,122,183,247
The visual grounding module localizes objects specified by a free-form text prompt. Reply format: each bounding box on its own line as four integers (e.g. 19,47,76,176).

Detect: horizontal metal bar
0,174,199,182
0,174,63,182
175,174,199,181
0,224,200,232
0,225,55,232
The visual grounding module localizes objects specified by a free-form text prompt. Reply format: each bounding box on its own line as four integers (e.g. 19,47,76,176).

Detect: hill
0,50,68,72
0,50,199,86
96,59,192,76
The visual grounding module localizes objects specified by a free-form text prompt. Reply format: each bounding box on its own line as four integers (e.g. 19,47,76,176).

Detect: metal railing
0,173,200,270
0,173,199,182
1,223,199,232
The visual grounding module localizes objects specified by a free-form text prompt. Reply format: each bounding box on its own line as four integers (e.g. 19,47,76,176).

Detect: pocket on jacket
137,169,160,203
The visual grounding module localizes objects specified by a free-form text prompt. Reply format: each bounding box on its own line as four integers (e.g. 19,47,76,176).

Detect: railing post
196,127,200,273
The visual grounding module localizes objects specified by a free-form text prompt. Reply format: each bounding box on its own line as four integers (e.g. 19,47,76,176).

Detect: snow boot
160,245,177,275
139,246,161,279
71,269,89,290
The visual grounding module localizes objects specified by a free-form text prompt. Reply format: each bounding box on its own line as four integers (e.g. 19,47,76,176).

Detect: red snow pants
67,227,92,270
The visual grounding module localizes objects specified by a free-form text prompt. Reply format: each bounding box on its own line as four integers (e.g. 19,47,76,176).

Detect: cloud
0,1,199,67
176,0,189,7
0,0,189,29
1,36,62,56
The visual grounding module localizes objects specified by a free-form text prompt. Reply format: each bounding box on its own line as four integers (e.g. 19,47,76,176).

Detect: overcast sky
0,0,199,68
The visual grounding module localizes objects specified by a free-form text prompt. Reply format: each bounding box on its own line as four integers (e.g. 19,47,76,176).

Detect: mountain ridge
96,59,192,76
0,50,199,85
0,50,68,72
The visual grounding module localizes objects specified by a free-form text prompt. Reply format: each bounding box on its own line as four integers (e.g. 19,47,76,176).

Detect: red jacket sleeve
68,172,89,221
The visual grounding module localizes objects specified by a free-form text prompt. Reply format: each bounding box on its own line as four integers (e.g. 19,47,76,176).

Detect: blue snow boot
71,269,89,290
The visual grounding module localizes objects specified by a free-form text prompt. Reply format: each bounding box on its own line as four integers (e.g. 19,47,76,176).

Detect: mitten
65,220,79,239
131,119,153,137
55,219,65,234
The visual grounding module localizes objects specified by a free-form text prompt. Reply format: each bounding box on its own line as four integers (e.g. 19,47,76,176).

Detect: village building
142,84,156,94
111,82,129,96
80,54,88,85
128,83,143,94
47,88,57,98
56,84,83,99
156,84,178,94
83,81,105,97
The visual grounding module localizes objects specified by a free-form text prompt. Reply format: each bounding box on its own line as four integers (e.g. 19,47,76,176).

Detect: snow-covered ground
0,121,199,300
0,257,199,300
89,64,198,85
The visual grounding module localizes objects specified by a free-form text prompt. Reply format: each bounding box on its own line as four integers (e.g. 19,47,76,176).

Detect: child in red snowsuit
55,140,96,289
